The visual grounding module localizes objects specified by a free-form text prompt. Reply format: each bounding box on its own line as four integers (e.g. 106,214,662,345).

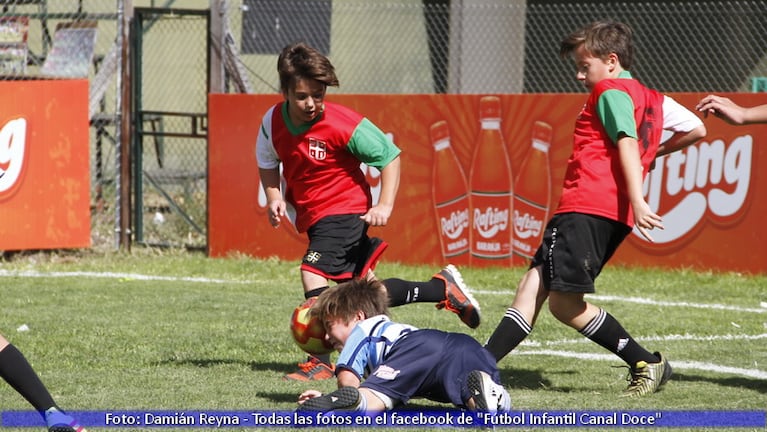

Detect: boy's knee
547,294,585,323
547,301,567,322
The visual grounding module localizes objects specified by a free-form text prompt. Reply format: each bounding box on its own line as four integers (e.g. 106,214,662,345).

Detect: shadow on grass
254,394,464,407
498,367,554,391
672,371,767,394
153,357,303,375
153,357,255,368
256,391,306,404
155,359,587,394
152,358,341,404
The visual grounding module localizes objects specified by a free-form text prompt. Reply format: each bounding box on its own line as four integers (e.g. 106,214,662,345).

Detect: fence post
210,0,225,93
118,0,133,251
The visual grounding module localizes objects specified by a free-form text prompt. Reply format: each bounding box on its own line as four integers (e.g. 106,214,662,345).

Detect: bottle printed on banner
430,121,470,265
469,96,513,266
512,121,552,261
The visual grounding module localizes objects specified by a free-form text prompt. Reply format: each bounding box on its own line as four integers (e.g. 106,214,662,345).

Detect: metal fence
131,7,209,250
2,0,767,251
228,0,767,94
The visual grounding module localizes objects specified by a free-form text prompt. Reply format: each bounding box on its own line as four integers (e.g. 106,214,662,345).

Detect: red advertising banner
208,93,766,274
0,80,91,250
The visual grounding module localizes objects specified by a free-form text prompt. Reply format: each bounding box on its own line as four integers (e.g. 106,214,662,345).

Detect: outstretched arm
696,95,767,125
296,369,361,404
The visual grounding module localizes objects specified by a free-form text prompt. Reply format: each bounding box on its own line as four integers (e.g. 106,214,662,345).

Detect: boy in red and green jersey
484,21,706,397
257,100,400,234
558,70,665,227
256,43,481,381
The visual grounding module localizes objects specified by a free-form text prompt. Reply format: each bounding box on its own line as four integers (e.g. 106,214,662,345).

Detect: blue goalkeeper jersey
336,315,416,380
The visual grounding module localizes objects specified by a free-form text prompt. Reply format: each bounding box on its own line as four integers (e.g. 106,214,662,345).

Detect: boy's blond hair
310,278,389,324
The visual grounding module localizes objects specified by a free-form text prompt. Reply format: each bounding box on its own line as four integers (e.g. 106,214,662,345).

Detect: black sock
0,344,56,415
312,353,332,366
382,278,444,306
304,286,329,299
484,307,532,362
580,308,659,366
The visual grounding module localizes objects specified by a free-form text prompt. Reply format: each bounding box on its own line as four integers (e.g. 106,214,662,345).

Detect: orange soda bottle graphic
430,121,470,265
469,96,513,266
512,121,553,261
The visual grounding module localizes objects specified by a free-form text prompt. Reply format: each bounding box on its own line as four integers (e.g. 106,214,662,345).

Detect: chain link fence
131,8,209,250
227,0,767,94
2,0,767,251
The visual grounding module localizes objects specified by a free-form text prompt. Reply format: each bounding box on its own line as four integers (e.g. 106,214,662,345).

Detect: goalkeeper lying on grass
296,278,510,413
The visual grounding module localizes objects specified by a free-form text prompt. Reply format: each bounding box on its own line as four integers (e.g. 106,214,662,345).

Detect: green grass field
0,249,765,431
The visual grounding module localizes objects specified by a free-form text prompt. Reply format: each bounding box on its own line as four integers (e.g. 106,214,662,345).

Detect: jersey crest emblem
308,138,327,160
372,365,400,381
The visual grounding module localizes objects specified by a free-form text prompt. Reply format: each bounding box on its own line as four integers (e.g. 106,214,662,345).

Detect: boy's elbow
692,124,707,142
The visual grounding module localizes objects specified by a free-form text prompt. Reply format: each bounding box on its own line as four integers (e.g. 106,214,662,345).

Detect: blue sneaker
45,408,87,432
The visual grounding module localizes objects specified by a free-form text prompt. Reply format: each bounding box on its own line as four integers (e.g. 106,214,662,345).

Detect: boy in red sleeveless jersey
484,21,706,396
257,43,480,381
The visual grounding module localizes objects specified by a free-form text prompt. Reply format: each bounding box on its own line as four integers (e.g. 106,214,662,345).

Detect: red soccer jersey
256,101,400,232
555,77,665,227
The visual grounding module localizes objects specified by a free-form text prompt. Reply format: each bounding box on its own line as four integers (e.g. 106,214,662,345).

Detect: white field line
473,289,767,314
3,269,765,379
0,269,248,284
520,332,767,347
514,349,767,380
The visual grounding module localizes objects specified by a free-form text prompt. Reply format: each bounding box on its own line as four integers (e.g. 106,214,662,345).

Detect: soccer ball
290,297,334,355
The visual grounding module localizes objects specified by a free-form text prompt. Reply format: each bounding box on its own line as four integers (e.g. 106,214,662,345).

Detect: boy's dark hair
310,278,389,325
560,20,635,70
277,42,340,93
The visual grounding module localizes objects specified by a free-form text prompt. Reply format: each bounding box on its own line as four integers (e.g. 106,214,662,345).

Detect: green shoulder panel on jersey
346,118,402,170
597,88,637,145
